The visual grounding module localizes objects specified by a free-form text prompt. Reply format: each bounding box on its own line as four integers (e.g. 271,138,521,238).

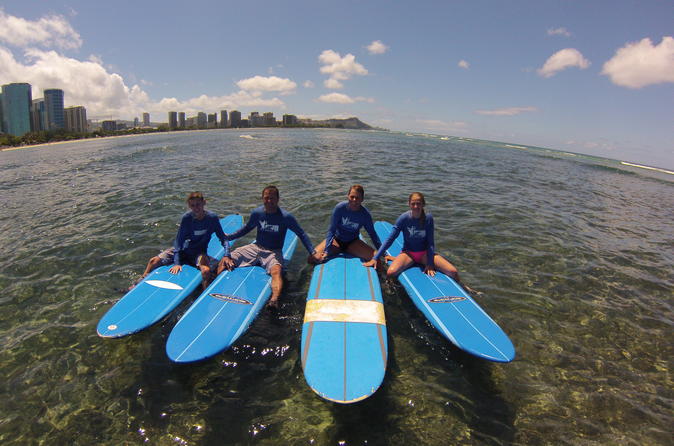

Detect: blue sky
1,1,672,168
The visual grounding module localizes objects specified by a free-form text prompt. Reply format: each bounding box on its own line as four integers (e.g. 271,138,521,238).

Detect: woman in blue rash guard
364,192,462,282
309,184,383,264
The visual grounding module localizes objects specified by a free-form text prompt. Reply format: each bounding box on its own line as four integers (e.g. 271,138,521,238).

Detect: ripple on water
0,130,672,445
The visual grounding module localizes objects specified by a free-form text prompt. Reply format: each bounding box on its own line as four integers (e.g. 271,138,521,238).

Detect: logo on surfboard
209,293,252,305
428,296,466,303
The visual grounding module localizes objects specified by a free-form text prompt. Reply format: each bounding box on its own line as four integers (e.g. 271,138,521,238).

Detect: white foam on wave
239,135,255,139
621,162,674,175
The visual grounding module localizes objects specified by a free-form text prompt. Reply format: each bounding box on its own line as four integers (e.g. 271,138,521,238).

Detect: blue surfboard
97,214,244,338
301,254,387,403
165,230,298,363
374,221,515,363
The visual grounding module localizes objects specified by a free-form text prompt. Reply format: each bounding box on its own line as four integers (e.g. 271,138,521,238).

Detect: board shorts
157,247,216,269
227,243,284,273
404,250,426,264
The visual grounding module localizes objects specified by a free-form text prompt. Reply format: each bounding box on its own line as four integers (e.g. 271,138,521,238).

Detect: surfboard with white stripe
97,214,244,338
374,220,515,362
301,254,387,403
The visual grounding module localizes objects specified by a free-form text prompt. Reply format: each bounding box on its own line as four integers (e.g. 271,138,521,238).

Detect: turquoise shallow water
0,129,672,445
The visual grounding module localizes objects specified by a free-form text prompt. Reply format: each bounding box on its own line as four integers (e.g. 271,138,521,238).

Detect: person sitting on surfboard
364,192,462,282
137,191,229,289
218,185,321,308
309,184,383,264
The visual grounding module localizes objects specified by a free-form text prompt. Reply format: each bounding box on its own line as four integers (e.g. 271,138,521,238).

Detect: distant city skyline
0,2,672,168
1,83,88,136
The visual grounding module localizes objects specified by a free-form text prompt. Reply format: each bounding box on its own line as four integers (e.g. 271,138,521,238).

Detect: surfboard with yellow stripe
301,254,387,403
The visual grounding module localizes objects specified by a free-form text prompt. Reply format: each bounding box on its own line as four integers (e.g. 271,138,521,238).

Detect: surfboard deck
165,230,299,363
374,220,515,363
97,214,244,338
301,254,387,404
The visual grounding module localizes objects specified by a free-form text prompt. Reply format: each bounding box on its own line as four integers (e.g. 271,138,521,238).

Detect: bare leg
345,239,376,261
431,254,460,281
142,256,163,277
197,256,213,289
268,264,283,307
386,253,416,278
308,238,342,264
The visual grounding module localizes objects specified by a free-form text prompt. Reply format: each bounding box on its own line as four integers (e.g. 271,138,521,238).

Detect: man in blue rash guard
138,191,228,289
364,192,462,283
309,184,383,264
218,185,321,308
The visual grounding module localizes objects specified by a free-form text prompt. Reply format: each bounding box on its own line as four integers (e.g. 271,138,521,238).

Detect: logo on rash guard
341,217,360,230
259,220,279,232
194,229,207,236
407,227,426,238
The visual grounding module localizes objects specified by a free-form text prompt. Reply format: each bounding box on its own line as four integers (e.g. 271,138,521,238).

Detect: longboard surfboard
374,220,515,362
97,214,244,338
165,230,298,363
301,254,387,403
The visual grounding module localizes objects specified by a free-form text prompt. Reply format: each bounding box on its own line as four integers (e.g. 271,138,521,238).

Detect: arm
224,211,257,242
287,214,316,255
362,210,382,250
170,213,191,273
425,214,436,270
372,225,400,261
323,204,341,256
172,213,192,266
213,216,230,257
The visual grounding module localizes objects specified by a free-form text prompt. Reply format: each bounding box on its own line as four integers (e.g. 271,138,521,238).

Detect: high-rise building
220,110,228,128
178,112,186,128
263,112,276,126
44,89,65,130
207,113,217,128
197,112,207,128
1,83,32,136
142,112,150,127
283,114,298,126
229,110,241,128
168,111,178,130
0,92,3,133
31,99,45,132
64,106,88,133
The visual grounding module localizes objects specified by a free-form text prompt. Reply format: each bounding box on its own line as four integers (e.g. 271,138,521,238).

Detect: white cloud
601,36,674,88
547,27,572,38
319,49,368,89
537,48,590,77
236,75,297,94
366,40,389,55
475,106,538,116
0,46,286,119
0,9,82,50
458,60,470,69
303,80,315,88
317,93,373,104
324,78,344,89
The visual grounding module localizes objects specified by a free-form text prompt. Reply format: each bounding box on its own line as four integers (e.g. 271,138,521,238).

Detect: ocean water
0,129,671,445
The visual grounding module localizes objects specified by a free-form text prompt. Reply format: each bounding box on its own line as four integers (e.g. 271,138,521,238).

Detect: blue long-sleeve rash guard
324,201,382,254
226,205,315,254
373,211,435,267
173,210,228,265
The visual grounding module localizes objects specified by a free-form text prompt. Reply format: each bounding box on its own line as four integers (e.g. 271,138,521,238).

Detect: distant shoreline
0,122,383,153
0,127,310,153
